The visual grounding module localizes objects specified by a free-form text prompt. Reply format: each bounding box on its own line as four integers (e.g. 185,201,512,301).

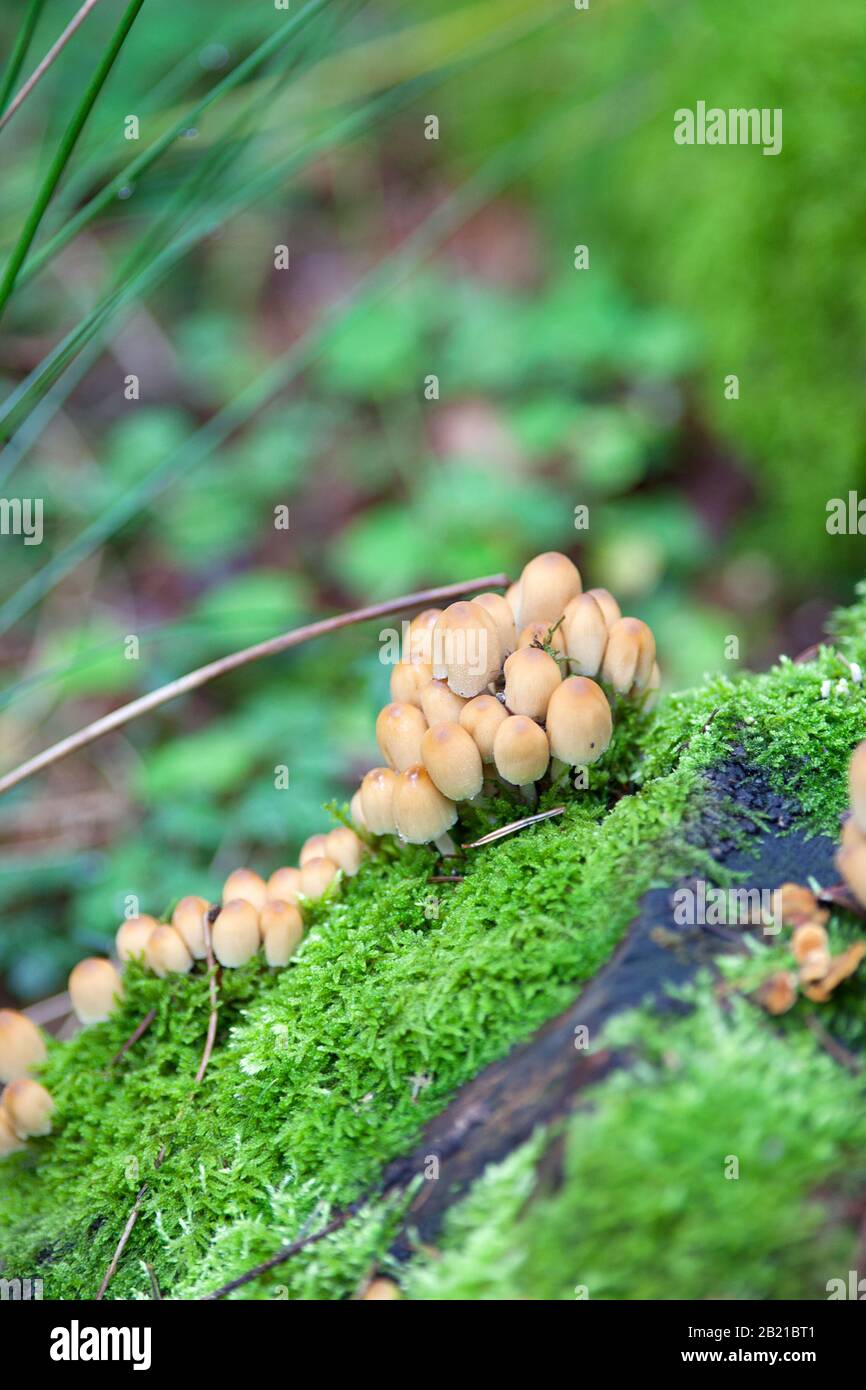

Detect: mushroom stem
549,757,570,784
518,783,538,806
434,831,459,858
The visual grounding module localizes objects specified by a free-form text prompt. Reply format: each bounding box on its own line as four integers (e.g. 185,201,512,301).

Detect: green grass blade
0,0,147,322
0,0,46,114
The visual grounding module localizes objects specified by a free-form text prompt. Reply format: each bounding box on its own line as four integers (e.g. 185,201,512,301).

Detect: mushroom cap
517,620,567,656
0,1108,26,1156
849,740,866,833
3,1078,54,1137
419,678,468,726
493,715,550,785
300,856,340,900
212,899,261,967
472,592,517,658
375,701,428,772
171,896,210,960
299,834,329,868
361,1277,402,1300
431,601,501,698
421,722,484,801
325,826,366,876
503,646,562,719
601,617,656,693
392,765,458,844
390,660,433,708
458,693,508,763
505,582,520,619
837,836,866,908
0,1009,47,1083
791,920,829,962
562,593,608,678
360,767,399,835
515,551,582,628
261,900,304,966
115,914,159,963
407,608,443,665
546,677,613,766
584,587,621,631
222,868,268,910
145,924,194,977
69,957,124,1026
266,866,303,905
349,790,367,832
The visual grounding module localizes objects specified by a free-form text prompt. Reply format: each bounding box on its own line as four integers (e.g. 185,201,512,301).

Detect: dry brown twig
463,805,565,849
0,0,104,133
0,574,509,799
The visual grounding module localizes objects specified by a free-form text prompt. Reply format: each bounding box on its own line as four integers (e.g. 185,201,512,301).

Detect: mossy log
2,590,866,1299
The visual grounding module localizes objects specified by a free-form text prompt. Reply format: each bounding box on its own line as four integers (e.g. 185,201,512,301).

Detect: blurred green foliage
0,0,861,1000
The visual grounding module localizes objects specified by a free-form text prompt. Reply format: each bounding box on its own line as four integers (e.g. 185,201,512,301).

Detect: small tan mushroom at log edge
376,701,428,772
3,1078,54,1137
145,924,194,977
546,677,612,768
503,647,562,720
0,1009,47,1083
212,899,261,967
514,551,582,628
68,958,124,1025
171,896,211,959
115,914,160,963
360,767,399,835
493,715,550,793
222,867,268,910
392,765,458,854
431,601,501,698
260,901,304,966
421,722,484,802
601,617,656,694
458,693,508,764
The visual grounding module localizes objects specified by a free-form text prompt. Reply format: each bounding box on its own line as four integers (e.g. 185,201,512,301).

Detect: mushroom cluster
61,825,371,1030
0,1009,53,1155
353,551,659,851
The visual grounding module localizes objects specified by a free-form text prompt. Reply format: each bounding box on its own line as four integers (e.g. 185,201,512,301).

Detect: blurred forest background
0,0,864,1003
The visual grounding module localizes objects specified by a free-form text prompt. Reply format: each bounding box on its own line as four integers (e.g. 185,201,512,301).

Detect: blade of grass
0,0,46,114
14,0,331,292
0,0,147,323
0,0,104,133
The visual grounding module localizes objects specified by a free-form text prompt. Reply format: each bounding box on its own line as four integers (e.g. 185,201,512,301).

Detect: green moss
406,980,866,1301
2,590,864,1298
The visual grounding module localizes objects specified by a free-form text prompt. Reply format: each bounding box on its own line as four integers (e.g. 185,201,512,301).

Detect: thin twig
0,574,508,799
428,874,464,883
0,0,103,133
463,805,566,849
201,1208,360,1300
96,1148,164,1300
804,1014,863,1075
145,1262,162,1300
107,1007,156,1069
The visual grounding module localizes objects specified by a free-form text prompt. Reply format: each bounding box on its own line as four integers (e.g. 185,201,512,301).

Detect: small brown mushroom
325,826,367,876
300,856,340,900
0,1009,47,1083
222,868,268,910
3,1078,54,1137
791,921,830,962
516,620,567,656
361,1277,402,1300
848,740,866,834
299,834,329,868
504,581,520,620
212,899,261,967
777,883,829,931
0,1108,26,1156
376,701,428,772
389,660,434,708
472,592,517,657
755,969,798,1015
492,715,550,795
419,678,469,725
803,941,866,1003
503,647,562,719
431,601,501,698
546,676,613,767
406,608,443,665
601,617,656,694
514,551,582,628
115,914,159,963
421,722,484,801
171,896,210,960
360,767,399,835
562,593,608,678
145,924,194,977
584,586,621,631
260,900,304,966
392,764,458,853
458,693,508,764
69,958,124,1025
266,866,303,905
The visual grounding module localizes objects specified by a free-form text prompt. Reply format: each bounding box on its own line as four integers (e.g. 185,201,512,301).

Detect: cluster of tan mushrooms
352,551,659,855
1,551,663,1157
